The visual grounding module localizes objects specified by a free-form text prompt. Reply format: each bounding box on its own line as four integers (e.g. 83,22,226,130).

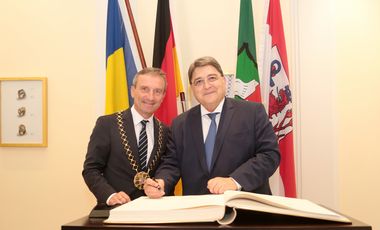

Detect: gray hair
132,67,167,91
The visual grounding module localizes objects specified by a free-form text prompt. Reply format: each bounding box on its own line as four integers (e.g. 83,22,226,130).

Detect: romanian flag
152,0,185,126
235,0,261,103
259,0,296,197
105,0,144,114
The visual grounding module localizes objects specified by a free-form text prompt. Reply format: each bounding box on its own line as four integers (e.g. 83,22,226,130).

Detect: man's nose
147,90,155,100
203,79,211,88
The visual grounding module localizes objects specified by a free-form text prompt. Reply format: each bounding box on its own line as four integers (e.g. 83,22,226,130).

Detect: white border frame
0,77,48,147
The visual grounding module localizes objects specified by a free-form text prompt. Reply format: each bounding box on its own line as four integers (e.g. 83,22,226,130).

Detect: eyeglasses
191,74,220,87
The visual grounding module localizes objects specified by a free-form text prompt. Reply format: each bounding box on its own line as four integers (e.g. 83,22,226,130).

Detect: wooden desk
62,210,371,230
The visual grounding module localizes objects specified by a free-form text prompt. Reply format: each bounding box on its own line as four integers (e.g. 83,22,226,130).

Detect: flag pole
124,0,146,68
180,92,186,112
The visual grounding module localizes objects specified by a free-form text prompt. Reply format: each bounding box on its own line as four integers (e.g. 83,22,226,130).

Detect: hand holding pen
144,178,165,198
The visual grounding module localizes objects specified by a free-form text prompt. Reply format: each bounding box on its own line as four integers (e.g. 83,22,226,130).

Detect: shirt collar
200,97,225,117
131,105,154,126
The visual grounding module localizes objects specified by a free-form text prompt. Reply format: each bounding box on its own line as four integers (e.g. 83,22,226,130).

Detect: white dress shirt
131,105,154,165
199,97,241,190
200,98,225,142
106,106,155,205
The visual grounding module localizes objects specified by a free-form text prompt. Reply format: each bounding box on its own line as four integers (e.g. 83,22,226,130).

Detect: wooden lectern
62,209,371,230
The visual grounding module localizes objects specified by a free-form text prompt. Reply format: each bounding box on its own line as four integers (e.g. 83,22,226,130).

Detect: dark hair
188,56,224,83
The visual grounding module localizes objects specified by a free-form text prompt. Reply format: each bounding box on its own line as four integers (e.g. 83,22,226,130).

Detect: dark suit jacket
82,109,169,204
155,98,280,195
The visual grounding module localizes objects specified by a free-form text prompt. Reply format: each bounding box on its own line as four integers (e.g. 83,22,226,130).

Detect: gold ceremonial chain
116,112,164,190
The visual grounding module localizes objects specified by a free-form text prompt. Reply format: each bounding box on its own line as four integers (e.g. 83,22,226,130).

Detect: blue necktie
138,120,148,171
205,113,218,170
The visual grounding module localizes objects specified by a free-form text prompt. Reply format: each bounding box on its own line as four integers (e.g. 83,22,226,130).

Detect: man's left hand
207,177,237,194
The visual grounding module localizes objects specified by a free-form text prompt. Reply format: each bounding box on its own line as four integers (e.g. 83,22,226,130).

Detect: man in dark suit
145,56,280,197
83,68,169,206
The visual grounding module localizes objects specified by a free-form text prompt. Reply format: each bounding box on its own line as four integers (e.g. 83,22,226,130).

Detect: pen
151,177,162,191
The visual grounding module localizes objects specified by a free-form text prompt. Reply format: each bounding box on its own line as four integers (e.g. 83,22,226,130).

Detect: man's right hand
144,178,165,198
107,191,131,206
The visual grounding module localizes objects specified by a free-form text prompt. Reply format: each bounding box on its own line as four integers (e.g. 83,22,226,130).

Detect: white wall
336,0,380,226
0,0,101,229
295,0,338,206
0,0,379,229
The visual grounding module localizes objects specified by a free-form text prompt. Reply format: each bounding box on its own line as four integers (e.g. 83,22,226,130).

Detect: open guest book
104,191,351,225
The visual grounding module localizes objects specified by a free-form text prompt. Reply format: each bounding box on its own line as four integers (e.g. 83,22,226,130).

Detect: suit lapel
148,117,161,167
189,106,209,173
122,109,140,165
210,98,235,170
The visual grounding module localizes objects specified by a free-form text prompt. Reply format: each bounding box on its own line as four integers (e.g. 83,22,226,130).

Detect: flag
152,0,184,196
259,0,296,197
105,0,144,114
235,0,261,102
152,0,185,126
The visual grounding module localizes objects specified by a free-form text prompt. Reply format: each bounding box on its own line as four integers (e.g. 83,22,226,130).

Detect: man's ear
130,85,135,98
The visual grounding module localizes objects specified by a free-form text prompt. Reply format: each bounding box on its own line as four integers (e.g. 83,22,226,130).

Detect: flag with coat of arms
259,0,297,198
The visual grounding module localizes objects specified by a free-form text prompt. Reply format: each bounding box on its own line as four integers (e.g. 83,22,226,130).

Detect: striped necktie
138,120,149,171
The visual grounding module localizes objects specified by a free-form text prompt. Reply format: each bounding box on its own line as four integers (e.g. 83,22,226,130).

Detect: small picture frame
0,77,48,147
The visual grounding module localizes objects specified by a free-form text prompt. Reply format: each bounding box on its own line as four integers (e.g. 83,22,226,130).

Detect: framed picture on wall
0,77,48,147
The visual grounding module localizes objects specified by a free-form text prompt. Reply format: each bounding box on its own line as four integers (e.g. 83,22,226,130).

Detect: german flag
153,0,184,195
152,0,184,126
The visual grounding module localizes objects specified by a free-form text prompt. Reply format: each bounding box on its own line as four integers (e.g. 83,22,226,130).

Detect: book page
116,194,225,211
224,191,351,223
105,194,227,224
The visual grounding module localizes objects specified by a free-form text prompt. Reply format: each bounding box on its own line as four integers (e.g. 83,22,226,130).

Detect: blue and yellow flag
105,0,141,114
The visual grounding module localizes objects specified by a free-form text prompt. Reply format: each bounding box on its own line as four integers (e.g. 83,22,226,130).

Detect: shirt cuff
231,177,242,191
106,193,116,205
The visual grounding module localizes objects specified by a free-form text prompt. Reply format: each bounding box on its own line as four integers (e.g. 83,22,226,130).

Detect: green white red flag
235,0,261,102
